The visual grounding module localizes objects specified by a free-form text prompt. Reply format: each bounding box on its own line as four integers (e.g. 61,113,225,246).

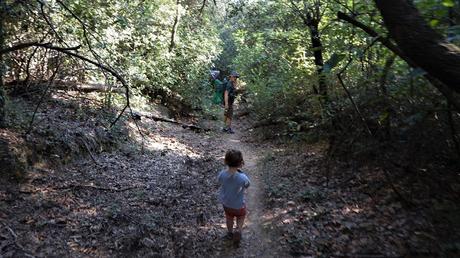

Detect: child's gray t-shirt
218,170,250,209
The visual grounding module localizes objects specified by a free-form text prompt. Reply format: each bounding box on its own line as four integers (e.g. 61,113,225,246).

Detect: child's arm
243,174,250,188
217,170,224,185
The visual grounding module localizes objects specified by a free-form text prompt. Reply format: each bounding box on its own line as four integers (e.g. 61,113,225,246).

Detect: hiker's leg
225,106,233,128
226,117,232,128
236,215,245,232
224,110,230,129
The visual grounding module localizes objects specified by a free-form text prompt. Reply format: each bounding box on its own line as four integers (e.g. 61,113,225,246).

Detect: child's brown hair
224,149,244,168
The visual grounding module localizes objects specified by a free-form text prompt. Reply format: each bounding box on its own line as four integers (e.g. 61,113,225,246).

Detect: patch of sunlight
20,185,53,195
125,119,202,158
67,239,98,256
73,207,98,217
219,221,255,229
143,134,201,158
33,161,49,170
229,139,241,143
260,208,289,225
342,204,363,214
282,218,294,224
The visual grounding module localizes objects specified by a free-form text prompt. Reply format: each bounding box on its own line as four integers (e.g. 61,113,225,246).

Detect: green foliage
323,53,346,73
2,0,222,111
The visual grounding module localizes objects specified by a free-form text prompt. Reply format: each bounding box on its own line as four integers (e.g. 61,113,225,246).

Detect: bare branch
0,42,80,55
199,0,207,15
26,54,62,135
337,11,460,111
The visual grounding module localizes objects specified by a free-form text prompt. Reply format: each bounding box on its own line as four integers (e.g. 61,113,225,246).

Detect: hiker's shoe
232,231,241,245
227,128,235,134
223,232,233,240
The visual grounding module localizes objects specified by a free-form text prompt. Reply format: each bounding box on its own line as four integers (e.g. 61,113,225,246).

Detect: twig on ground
78,138,101,166
57,184,139,192
1,222,35,257
5,224,18,239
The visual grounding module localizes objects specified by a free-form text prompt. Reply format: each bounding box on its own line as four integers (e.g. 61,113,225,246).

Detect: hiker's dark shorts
224,106,233,119
224,205,246,219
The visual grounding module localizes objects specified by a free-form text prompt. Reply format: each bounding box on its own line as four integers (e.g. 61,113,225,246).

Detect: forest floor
1,96,459,257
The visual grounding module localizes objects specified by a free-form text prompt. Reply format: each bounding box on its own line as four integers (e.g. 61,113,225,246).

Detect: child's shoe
222,127,228,132
227,128,235,134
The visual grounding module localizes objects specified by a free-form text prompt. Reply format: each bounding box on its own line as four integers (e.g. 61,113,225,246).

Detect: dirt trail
0,103,291,257
215,120,283,257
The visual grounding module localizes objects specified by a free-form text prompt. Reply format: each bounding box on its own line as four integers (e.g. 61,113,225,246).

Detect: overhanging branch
337,11,460,112
0,42,80,55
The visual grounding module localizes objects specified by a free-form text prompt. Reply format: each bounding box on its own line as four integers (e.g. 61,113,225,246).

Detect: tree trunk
169,0,181,53
0,4,6,128
308,20,327,97
374,0,460,94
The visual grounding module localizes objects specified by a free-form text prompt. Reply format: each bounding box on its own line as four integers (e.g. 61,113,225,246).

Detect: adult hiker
222,71,239,134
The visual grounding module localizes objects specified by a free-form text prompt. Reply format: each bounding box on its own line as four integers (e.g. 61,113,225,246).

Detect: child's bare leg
226,217,234,233
236,216,245,232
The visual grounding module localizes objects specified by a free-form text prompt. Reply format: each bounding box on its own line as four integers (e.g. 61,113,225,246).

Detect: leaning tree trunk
0,4,6,128
169,0,181,53
374,0,460,94
307,18,327,98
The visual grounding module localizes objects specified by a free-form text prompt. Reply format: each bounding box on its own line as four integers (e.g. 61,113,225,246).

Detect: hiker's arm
224,90,229,109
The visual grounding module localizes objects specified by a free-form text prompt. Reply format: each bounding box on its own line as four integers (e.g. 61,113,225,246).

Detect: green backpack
212,79,224,105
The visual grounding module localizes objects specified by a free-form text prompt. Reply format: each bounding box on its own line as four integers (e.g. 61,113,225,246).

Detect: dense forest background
1,0,460,163
1,0,460,257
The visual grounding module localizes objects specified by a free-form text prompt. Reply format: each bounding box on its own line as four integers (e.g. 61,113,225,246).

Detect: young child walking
217,149,250,245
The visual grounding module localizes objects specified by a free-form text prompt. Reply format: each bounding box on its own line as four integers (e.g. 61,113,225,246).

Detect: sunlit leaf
429,19,439,27
442,0,455,7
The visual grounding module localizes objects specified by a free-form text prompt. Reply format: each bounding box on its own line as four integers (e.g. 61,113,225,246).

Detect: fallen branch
57,184,139,192
142,113,207,131
51,80,124,93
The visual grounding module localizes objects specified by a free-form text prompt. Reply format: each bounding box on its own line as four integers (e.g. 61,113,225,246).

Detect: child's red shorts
223,205,247,219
